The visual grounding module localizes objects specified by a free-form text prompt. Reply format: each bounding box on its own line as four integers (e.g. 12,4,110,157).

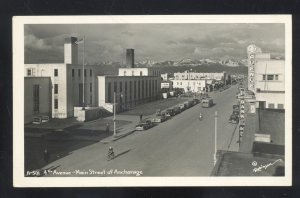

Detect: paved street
39,85,239,177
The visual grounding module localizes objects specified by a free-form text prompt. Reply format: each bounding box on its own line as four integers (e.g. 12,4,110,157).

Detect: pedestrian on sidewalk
106,123,110,133
43,148,50,164
139,114,143,122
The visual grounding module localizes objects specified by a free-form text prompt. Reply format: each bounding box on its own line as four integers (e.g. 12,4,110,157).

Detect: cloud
24,23,285,63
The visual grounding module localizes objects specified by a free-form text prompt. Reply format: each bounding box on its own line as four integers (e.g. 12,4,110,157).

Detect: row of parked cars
135,98,201,131
228,104,240,124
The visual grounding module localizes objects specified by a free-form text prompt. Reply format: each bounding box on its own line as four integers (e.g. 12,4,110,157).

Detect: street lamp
113,92,123,137
214,111,218,166
75,36,86,110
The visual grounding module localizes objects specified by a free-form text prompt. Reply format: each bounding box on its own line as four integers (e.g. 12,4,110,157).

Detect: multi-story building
98,54,161,112
98,75,161,112
24,37,162,122
255,59,285,109
24,77,52,124
25,37,101,119
246,44,285,110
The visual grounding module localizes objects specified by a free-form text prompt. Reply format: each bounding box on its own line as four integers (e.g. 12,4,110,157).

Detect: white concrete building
174,70,226,82
255,59,285,109
118,67,161,77
172,79,207,93
24,37,103,119
24,77,52,124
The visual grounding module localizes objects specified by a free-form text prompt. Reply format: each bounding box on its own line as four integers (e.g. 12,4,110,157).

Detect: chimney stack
126,49,134,68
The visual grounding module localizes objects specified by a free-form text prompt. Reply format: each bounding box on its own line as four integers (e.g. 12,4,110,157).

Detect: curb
100,129,136,143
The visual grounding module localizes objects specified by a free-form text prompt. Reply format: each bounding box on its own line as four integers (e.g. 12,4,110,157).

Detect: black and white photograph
13,15,292,187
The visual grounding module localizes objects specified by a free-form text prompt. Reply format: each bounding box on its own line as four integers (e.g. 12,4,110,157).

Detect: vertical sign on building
247,44,257,92
239,98,245,140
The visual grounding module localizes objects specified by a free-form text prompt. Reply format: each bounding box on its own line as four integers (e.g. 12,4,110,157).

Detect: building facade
255,59,285,109
25,37,103,119
173,70,227,84
24,77,52,124
98,75,161,112
172,79,207,93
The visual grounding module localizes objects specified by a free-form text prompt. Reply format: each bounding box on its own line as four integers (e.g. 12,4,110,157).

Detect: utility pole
113,91,116,137
214,111,218,166
82,36,85,110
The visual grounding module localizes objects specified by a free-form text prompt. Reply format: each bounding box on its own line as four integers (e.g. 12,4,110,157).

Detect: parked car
41,116,50,123
173,106,181,114
232,111,239,117
178,104,186,111
228,114,239,124
135,120,154,131
233,105,239,112
193,98,200,105
202,98,213,108
165,108,176,117
152,115,168,123
32,117,42,124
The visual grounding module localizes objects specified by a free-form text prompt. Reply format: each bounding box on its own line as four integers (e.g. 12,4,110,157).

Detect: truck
202,98,213,108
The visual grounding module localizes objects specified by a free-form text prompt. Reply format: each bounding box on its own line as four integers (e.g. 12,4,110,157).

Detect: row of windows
262,74,279,81
107,79,158,102
123,70,161,76
268,103,284,109
53,83,92,94
72,69,93,78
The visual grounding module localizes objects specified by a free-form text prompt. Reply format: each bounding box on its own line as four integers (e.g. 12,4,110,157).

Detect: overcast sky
24,23,285,64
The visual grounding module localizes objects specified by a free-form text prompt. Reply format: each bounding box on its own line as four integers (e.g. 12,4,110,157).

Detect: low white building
172,79,207,93
174,70,226,82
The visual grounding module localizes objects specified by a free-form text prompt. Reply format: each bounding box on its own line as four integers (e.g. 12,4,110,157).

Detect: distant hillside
91,63,247,76
155,64,248,75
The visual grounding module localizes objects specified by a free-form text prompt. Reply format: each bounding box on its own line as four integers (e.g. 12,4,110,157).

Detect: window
138,81,140,99
267,75,274,80
90,83,92,92
152,80,154,95
90,69,92,77
155,80,157,92
27,69,31,76
33,85,39,113
129,81,132,100
54,69,58,77
268,103,275,109
134,81,136,99
177,82,179,85
262,74,266,80
54,98,58,109
78,69,81,77
108,83,111,102
146,80,148,96
120,82,122,92
72,69,75,77
114,82,117,93
54,84,58,94
275,74,279,80
125,82,128,100
140,71,143,76
278,104,284,109
90,94,92,105
142,80,144,98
